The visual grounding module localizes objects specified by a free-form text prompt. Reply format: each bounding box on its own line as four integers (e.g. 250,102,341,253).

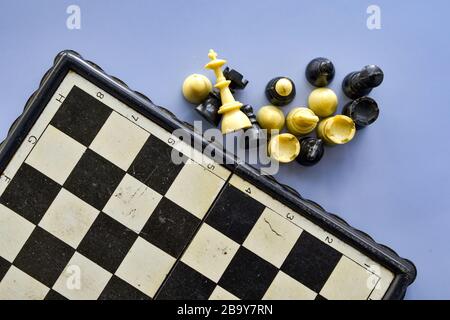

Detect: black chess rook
342,65,384,99
223,67,248,92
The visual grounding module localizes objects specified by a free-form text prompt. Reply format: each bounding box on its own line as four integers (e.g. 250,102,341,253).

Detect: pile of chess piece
182,50,383,166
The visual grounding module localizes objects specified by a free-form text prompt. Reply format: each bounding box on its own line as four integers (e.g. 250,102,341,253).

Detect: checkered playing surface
0,73,393,300
0,84,228,300
159,182,382,300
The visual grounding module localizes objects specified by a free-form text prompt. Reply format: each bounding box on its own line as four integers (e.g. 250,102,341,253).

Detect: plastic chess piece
317,115,356,145
342,96,379,129
308,88,338,117
223,67,248,91
256,105,285,131
182,74,212,104
305,57,335,87
265,77,296,106
342,65,384,99
296,137,324,166
268,133,300,163
240,105,264,149
286,107,319,136
205,50,251,134
195,91,222,126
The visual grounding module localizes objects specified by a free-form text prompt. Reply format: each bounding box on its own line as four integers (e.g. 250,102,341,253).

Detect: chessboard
0,51,416,300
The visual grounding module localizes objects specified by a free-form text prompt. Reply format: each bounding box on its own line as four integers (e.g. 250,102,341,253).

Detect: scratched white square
209,286,239,300
181,223,240,282
116,237,175,298
39,189,99,248
320,256,376,300
53,252,112,300
263,271,317,300
165,159,226,219
0,204,35,262
0,266,49,300
89,112,149,171
25,125,86,185
103,173,162,232
243,208,302,268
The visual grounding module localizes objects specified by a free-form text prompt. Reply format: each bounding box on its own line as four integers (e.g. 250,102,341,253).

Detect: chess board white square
25,125,86,185
181,223,240,283
263,271,316,300
115,237,175,298
165,159,226,219
243,208,302,268
0,204,35,262
53,252,112,300
38,189,99,248
319,256,376,300
0,266,49,300
103,174,162,232
89,112,149,171
209,286,239,300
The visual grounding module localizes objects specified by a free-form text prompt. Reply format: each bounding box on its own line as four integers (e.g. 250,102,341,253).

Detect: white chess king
204,49,251,134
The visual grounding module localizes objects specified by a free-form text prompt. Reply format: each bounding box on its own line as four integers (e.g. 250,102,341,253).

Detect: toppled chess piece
195,91,221,126
342,96,379,129
224,67,248,91
305,57,335,87
286,107,319,135
342,65,384,99
308,88,338,117
182,74,212,104
256,105,285,132
240,105,264,149
268,133,300,163
317,115,356,145
265,77,296,106
297,137,324,166
205,50,252,134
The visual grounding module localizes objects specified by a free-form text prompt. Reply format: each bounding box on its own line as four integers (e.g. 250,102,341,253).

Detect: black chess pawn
265,77,296,106
305,57,335,87
296,137,324,166
342,65,384,99
342,96,379,129
195,91,221,127
223,67,248,92
240,104,264,149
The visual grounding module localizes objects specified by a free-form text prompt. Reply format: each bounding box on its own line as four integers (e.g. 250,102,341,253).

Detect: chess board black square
13,227,74,287
45,289,67,300
50,86,112,147
0,163,60,224
281,231,342,292
64,149,125,210
77,213,138,273
99,275,151,300
205,184,265,244
218,246,278,300
128,135,186,195
156,262,216,300
140,197,200,258
0,256,10,281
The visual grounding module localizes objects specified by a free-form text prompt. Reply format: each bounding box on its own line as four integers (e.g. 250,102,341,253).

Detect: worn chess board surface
0,52,415,300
